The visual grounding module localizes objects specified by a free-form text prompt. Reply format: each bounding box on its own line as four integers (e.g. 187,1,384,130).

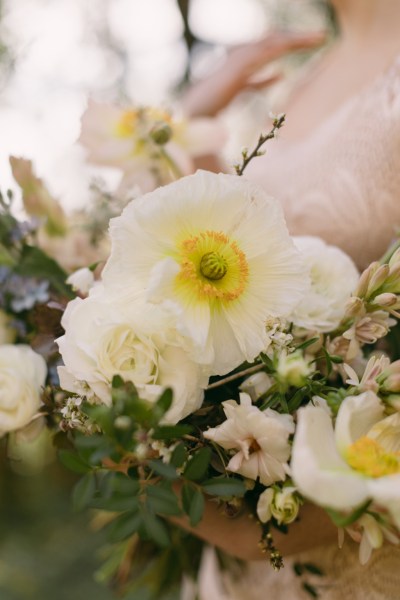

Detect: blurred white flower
292,391,400,537
79,100,227,193
57,290,208,424
204,393,294,486
0,345,46,436
290,236,359,332
257,485,301,525
102,170,308,375
66,267,95,295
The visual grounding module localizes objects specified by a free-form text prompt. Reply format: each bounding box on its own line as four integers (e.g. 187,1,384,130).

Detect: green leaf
183,447,211,481
142,513,170,547
15,244,73,298
58,449,91,474
303,563,325,576
72,472,96,511
302,582,319,598
326,500,371,528
148,459,179,480
154,388,173,419
110,472,141,495
152,424,193,440
105,510,142,543
81,404,114,436
90,495,140,512
202,477,246,497
146,486,182,516
181,482,195,516
188,488,205,527
0,242,16,267
295,337,320,351
170,443,187,468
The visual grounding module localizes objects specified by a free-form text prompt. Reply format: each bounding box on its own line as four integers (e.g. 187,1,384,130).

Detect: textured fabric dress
199,55,400,600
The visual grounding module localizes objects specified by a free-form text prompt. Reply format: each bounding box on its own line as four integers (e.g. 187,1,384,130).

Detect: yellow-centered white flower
56,289,208,424
203,393,294,486
292,391,400,527
0,345,46,436
102,171,308,375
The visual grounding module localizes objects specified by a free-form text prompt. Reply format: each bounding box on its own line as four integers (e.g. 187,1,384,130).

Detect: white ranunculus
66,267,95,295
0,345,46,436
0,310,16,344
57,291,208,424
291,391,400,526
290,236,359,332
102,170,308,375
203,393,294,486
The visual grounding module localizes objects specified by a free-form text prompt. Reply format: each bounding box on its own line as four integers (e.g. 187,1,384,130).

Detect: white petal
292,405,369,510
335,392,384,455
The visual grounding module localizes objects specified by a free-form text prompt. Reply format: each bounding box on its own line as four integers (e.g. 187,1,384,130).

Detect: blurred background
0,1,332,598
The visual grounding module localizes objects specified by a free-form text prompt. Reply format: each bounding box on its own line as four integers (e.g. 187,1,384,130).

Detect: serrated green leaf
189,489,204,527
170,443,187,468
146,486,182,516
148,459,178,480
202,477,246,497
142,513,170,547
183,448,211,481
72,472,96,511
58,449,90,474
105,510,142,543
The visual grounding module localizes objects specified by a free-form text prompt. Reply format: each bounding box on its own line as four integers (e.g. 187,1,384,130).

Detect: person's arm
171,492,337,562
182,31,326,118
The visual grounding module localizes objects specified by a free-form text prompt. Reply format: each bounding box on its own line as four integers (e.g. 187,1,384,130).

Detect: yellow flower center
176,230,249,303
347,436,400,478
115,110,138,138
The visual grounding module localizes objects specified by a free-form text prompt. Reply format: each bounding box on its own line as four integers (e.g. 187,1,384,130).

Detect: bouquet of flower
2,113,400,599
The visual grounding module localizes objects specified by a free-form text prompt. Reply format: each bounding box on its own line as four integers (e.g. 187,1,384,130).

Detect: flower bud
257,486,301,525
345,296,365,318
239,371,272,401
277,351,312,388
66,267,95,295
381,374,400,393
355,262,379,298
366,264,390,298
150,121,173,145
371,292,398,307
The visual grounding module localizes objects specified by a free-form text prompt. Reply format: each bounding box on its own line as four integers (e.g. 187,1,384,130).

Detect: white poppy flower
57,291,208,424
204,393,294,486
102,170,308,375
291,391,400,526
0,345,46,436
290,236,359,332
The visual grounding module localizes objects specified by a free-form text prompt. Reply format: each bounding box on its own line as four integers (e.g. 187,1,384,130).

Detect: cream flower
257,486,301,525
102,170,308,375
56,290,208,424
79,101,227,193
290,236,359,332
291,391,400,526
0,345,46,436
203,393,294,486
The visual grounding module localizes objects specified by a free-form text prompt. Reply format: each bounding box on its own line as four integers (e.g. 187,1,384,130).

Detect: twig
234,114,286,176
206,363,264,390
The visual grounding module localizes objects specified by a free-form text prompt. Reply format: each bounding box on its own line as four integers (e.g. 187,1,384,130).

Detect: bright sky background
0,0,326,210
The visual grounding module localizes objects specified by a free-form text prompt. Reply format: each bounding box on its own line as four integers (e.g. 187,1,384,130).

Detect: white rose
57,290,208,424
290,236,359,332
0,345,46,436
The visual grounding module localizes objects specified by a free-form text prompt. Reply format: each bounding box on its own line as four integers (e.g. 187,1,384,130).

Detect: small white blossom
67,267,95,295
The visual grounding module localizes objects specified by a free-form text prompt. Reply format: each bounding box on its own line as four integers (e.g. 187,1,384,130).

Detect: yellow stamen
115,110,138,138
347,436,400,478
176,230,249,303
